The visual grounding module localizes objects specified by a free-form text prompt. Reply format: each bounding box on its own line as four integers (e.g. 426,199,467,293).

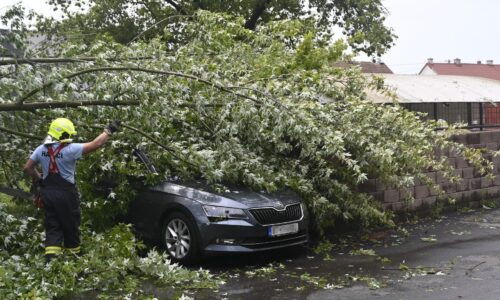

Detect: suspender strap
47,144,67,174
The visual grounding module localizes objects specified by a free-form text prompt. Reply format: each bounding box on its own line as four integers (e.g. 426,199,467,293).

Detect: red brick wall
359,131,500,212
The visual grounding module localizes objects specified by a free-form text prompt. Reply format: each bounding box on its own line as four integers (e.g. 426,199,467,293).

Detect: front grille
240,233,308,249
250,203,302,225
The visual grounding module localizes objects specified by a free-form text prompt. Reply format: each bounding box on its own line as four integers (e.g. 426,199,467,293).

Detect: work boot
45,245,62,263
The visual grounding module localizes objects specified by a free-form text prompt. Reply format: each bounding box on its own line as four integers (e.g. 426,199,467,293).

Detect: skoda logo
275,201,285,210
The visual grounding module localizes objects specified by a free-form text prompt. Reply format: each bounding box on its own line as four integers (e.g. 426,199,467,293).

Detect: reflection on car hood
150,181,302,209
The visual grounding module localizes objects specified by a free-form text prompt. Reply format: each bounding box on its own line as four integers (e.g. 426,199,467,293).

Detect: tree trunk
244,0,271,30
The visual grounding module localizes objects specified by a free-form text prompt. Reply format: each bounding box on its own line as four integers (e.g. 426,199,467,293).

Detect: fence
400,102,500,130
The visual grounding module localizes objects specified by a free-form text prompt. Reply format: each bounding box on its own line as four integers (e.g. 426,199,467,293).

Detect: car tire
161,211,200,264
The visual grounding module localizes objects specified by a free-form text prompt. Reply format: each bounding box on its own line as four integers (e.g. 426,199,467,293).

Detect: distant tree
44,0,396,56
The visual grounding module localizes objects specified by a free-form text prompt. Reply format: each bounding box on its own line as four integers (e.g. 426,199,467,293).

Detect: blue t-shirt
29,143,84,184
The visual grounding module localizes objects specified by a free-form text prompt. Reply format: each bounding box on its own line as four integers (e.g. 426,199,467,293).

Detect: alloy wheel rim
165,218,191,259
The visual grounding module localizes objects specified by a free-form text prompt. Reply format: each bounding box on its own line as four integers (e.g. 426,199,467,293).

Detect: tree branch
17,66,264,106
0,57,154,66
244,0,271,30
192,0,206,10
0,126,43,140
121,123,197,168
127,15,190,46
0,186,34,200
0,100,140,112
164,0,188,14
226,85,271,97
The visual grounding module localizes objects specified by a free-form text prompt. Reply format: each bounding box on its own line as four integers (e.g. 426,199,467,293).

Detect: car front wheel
161,212,200,264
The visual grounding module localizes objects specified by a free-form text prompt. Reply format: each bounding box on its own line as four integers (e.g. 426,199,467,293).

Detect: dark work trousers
41,173,81,255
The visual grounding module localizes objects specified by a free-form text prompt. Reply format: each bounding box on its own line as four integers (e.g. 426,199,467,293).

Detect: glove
105,120,121,135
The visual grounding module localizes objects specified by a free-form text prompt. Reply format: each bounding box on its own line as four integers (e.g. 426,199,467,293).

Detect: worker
23,118,121,261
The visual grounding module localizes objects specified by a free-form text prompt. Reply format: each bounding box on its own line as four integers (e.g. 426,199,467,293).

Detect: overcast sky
2,0,499,74
377,0,500,74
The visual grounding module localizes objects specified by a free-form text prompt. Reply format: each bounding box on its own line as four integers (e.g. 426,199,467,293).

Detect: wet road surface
189,207,500,299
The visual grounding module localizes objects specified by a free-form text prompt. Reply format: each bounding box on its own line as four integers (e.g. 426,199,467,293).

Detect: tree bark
244,0,271,30
0,57,153,66
0,126,44,139
164,0,188,14
0,100,139,112
191,0,206,10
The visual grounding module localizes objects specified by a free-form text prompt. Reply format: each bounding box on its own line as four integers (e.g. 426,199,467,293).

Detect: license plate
268,223,299,237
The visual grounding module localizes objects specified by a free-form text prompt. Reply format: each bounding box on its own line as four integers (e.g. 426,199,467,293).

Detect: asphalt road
192,207,500,300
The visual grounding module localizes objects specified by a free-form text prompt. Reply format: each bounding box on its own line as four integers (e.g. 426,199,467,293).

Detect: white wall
419,65,437,75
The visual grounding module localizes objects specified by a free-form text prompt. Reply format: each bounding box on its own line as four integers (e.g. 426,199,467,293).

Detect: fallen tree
0,10,493,299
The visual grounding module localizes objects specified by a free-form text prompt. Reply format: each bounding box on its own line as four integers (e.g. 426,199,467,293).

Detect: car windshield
133,148,289,195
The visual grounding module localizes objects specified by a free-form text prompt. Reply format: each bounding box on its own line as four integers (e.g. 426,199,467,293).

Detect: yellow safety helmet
47,118,77,143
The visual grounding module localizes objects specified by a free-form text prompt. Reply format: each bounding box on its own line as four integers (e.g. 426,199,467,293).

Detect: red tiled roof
334,61,393,74
420,62,500,81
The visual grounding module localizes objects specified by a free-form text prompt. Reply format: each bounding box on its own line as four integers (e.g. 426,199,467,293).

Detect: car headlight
203,205,248,220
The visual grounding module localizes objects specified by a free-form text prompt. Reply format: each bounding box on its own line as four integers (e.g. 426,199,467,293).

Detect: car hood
149,181,302,209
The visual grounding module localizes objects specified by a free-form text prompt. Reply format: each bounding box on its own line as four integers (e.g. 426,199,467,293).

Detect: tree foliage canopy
1,9,490,229
0,6,492,299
